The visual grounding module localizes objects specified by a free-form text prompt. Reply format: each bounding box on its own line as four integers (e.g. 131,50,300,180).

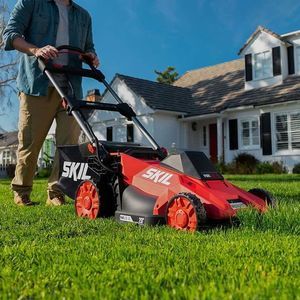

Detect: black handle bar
56,45,95,68
37,45,105,82
56,45,84,53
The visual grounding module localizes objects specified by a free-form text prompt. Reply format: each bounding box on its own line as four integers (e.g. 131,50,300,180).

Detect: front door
209,123,218,163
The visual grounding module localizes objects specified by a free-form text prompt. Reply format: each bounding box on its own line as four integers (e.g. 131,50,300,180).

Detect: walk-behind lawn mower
39,46,276,231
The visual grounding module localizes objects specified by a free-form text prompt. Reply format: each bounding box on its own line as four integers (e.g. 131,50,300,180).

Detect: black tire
75,178,118,219
96,177,118,217
166,193,207,231
248,188,276,208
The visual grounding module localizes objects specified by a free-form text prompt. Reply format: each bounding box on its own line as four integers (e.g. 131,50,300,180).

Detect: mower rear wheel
248,188,276,208
166,193,206,231
75,180,100,219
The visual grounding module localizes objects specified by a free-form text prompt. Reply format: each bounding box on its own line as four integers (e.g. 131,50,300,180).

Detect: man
3,0,99,206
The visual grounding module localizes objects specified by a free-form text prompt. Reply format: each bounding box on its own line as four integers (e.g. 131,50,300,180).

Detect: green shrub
256,161,287,174
234,153,259,174
216,156,288,175
215,161,227,173
293,163,300,174
256,162,274,174
271,161,287,174
37,167,52,178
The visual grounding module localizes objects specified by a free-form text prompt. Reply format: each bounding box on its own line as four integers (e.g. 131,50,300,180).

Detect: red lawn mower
39,46,276,232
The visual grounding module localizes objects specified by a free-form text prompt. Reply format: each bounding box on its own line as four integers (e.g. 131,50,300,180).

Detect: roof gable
238,26,289,55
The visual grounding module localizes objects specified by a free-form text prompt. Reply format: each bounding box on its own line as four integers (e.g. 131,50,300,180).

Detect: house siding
153,113,181,149
223,103,300,172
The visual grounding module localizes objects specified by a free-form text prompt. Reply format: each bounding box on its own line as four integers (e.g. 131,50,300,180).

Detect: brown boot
14,193,34,206
46,196,65,206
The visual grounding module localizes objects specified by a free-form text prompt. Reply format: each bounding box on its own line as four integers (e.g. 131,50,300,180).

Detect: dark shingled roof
109,61,300,117
0,131,18,148
115,74,193,113
174,59,300,117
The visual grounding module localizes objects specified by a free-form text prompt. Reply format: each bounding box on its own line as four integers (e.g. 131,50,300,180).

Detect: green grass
0,175,299,299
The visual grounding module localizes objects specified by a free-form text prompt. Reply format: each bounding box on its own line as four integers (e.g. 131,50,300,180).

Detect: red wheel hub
75,181,100,219
167,196,198,231
175,210,189,228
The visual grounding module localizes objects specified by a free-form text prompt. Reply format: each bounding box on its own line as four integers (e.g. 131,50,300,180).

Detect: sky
1,0,300,131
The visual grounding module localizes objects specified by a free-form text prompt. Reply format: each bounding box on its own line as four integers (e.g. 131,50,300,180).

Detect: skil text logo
61,162,91,181
142,168,173,185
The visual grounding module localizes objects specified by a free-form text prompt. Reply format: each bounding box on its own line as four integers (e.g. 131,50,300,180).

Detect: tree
155,66,179,85
0,0,18,110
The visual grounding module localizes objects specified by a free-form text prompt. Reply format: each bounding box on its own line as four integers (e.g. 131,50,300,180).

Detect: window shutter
272,47,281,76
229,119,238,150
260,113,272,155
287,46,295,75
127,124,134,143
245,54,253,81
106,127,113,141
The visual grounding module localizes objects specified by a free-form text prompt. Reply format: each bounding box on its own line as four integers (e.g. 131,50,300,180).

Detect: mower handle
56,45,84,54
37,49,106,82
38,46,165,156
56,45,95,67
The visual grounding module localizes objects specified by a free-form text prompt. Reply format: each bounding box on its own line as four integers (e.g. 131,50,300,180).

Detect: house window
106,126,113,141
203,126,207,146
296,46,300,73
275,112,300,151
254,51,272,79
2,150,11,166
127,124,134,143
240,118,259,148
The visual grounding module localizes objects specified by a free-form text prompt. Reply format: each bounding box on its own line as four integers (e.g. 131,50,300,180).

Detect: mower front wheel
166,193,206,231
75,180,100,219
248,188,276,208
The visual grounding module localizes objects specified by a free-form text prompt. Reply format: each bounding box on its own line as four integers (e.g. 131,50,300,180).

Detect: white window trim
239,117,260,150
2,149,11,166
295,46,300,75
253,50,273,81
272,110,300,155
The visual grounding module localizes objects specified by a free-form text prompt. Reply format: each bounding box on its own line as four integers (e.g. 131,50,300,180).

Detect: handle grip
56,45,84,54
56,45,93,66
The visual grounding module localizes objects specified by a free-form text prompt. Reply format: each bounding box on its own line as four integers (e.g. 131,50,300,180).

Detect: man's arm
3,0,58,59
84,16,99,67
13,37,58,59
3,0,35,51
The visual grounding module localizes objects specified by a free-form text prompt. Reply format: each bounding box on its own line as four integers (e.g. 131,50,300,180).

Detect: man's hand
82,52,100,68
31,45,59,60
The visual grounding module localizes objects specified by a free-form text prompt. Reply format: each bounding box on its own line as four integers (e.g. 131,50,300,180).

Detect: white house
91,26,300,171
0,131,18,177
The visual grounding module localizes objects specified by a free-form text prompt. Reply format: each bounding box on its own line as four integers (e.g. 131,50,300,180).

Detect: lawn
0,175,299,299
